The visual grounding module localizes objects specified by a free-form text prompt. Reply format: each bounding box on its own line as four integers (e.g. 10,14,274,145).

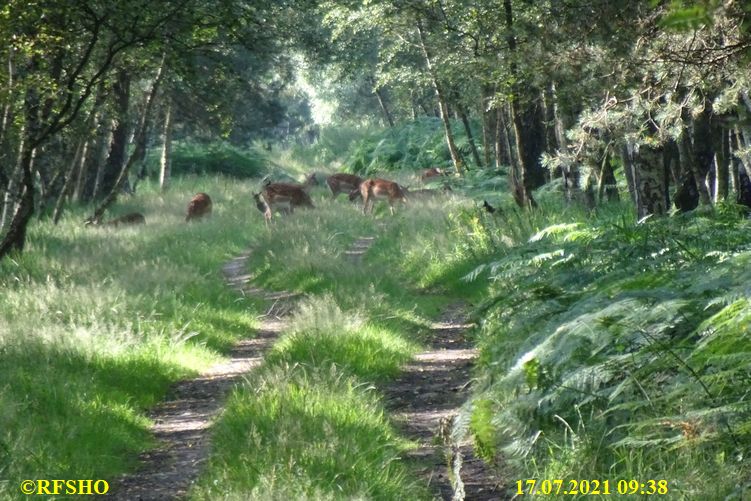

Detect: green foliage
289,124,380,167
341,117,482,174
145,141,270,179
466,201,751,498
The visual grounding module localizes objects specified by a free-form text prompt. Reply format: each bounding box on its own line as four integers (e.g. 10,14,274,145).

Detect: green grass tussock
266,295,418,381
192,365,424,500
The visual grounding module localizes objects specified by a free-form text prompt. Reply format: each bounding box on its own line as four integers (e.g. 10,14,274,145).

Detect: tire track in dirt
344,234,505,499
385,303,507,500
108,251,297,500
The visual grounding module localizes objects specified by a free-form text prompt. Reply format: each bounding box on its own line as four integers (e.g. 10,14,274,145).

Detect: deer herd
250,168,450,223
89,167,450,228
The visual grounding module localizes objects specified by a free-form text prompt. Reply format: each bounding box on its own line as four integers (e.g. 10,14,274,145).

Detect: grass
191,181,485,499
192,365,421,500
0,176,262,499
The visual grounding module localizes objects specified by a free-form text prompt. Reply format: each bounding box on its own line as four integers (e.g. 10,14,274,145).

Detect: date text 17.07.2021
516,479,669,496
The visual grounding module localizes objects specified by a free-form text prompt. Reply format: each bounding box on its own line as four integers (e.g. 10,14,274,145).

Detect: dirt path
108,252,296,500
109,236,502,500
386,303,507,500
345,234,504,499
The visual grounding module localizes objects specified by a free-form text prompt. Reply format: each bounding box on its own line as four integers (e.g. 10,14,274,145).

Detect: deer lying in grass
326,173,363,199
85,212,146,227
419,167,445,184
253,182,314,224
356,178,408,215
185,193,212,221
405,184,452,201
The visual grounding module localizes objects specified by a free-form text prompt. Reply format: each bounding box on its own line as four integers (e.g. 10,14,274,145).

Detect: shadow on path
108,252,294,500
386,304,507,500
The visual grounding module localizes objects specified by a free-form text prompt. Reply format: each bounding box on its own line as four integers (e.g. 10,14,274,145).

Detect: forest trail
111,235,502,500
386,303,506,500
108,252,297,500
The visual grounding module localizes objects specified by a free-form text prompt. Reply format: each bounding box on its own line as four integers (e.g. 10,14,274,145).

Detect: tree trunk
0,81,41,259
375,87,395,128
504,0,539,207
677,130,711,206
89,54,165,223
494,107,512,169
481,86,495,168
86,114,113,201
621,143,637,206
72,139,90,203
52,138,87,223
416,21,463,175
597,148,619,202
713,126,729,202
159,98,174,192
631,143,668,219
456,100,482,167
1,130,25,233
508,100,537,207
0,49,15,190
98,68,131,199
543,82,560,155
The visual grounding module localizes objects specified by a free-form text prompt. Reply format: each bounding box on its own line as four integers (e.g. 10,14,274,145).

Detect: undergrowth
461,196,751,499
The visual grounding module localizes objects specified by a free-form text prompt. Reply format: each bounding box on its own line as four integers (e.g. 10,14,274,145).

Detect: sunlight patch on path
108,252,294,500
386,303,506,500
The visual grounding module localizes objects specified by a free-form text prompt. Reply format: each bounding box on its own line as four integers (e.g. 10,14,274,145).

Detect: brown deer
185,193,212,221
405,184,452,201
85,212,146,227
254,182,314,224
326,173,363,199
419,167,445,184
260,172,319,192
359,178,408,215
301,172,319,192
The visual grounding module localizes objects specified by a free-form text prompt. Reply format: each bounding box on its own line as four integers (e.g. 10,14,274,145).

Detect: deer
326,173,363,199
185,193,212,222
262,173,319,192
358,178,408,215
404,184,452,201
85,212,146,227
253,182,314,224
419,167,446,184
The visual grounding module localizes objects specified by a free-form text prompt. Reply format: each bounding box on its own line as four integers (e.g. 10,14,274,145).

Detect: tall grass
0,176,263,499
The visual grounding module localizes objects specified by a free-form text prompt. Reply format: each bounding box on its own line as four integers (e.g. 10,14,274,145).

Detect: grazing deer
254,182,314,224
326,173,363,199
185,193,212,221
85,212,146,227
301,172,319,192
420,167,445,184
359,178,408,215
261,172,319,192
